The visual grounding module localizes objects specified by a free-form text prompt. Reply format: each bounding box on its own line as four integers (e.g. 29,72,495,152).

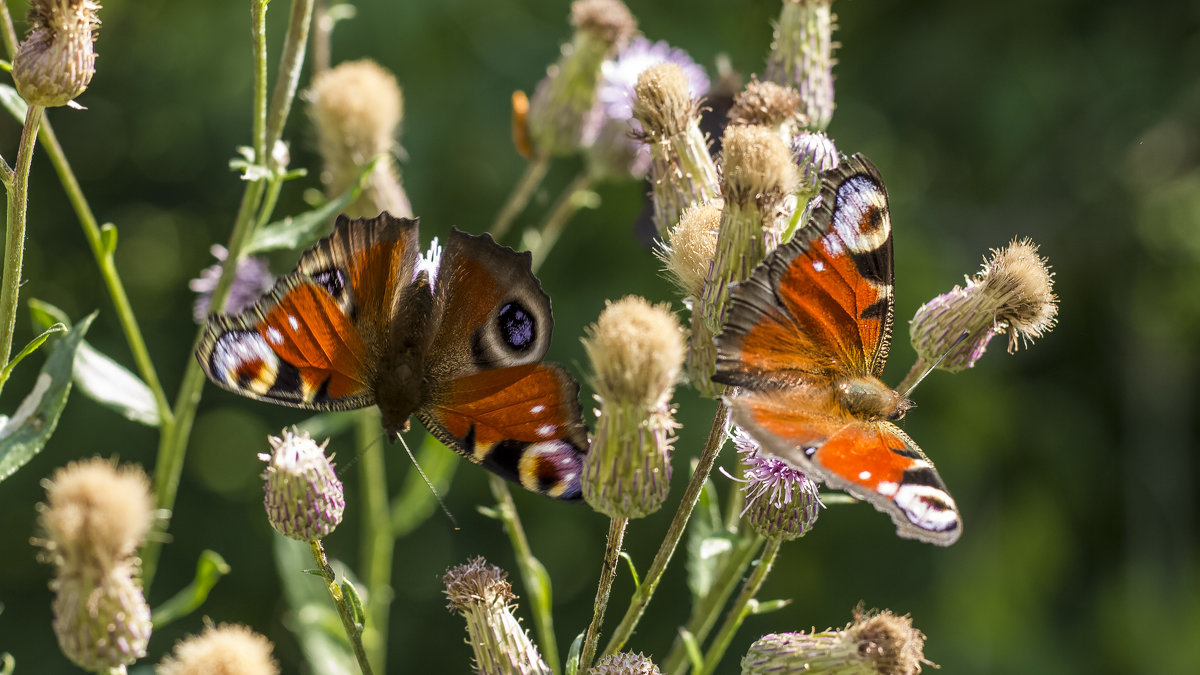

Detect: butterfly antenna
900,330,970,399
395,432,460,531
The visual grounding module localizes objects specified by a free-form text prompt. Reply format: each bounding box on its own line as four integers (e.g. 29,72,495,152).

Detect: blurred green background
1,0,1198,672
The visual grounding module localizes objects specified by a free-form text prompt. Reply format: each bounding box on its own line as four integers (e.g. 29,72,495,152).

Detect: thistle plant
0,0,1067,673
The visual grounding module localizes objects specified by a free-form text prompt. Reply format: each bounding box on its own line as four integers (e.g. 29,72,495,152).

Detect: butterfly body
714,155,961,545
198,213,589,500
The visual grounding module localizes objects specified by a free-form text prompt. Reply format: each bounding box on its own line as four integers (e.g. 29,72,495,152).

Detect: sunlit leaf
0,323,66,387
680,628,703,672
751,598,792,615
0,313,94,483
0,652,12,675
619,551,640,590
245,156,380,254
687,474,734,600
151,550,231,628
341,579,365,632
564,631,584,675
73,341,160,426
0,83,27,121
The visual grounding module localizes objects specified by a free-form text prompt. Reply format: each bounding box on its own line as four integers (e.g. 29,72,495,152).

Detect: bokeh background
1,0,1198,672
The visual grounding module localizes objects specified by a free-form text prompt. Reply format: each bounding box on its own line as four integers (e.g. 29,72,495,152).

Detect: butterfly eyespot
312,268,346,298
497,301,536,352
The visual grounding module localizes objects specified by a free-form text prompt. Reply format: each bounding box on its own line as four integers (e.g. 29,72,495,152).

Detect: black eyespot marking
313,268,346,298
497,302,536,352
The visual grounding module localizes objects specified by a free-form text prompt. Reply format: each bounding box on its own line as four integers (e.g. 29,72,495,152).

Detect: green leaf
100,223,118,257
687,474,735,600
274,536,357,675
341,579,365,632
564,631,584,675
390,433,459,537
151,550,231,628
27,298,70,329
680,628,703,672
619,551,641,590
0,323,67,388
751,598,792,615
27,301,160,427
72,341,160,426
245,156,380,254
0,84,28,122
0,652,12,675
0,313,94,483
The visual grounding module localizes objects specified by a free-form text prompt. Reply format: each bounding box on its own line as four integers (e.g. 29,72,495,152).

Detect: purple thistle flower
189,245,274,323
585,37,710,180
732,424,822,541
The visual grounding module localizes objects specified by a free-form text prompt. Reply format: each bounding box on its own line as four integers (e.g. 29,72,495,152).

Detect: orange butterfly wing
715,155,961,545
197,213,419,410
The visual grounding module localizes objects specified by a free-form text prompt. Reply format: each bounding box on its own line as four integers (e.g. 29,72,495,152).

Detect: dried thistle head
306,59,411,217
659,201,722,301
720,124,799,208
632,62,694,139
260,429,345,541
584,296,685,409
741,609,930,675
443,557,552,675
157,623,280,675
728,78,805,141
570,0,637,47
13,0,101,107
38,457,154,575
909,237,1058,372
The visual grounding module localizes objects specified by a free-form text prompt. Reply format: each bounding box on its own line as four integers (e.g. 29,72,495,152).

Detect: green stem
357,410,393,674
579,517,629,672
695,538,783,675
0,105,43,396
661,535,764,674
144,0,313,589
309,539,376,675
488,475,561,675
36,118,172,424
488,154,550,242
264,0,314,154
601,399,730,657
528,172,593,274
0,2,18,60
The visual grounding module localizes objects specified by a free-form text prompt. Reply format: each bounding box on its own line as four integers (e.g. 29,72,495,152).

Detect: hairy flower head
157,623,279,675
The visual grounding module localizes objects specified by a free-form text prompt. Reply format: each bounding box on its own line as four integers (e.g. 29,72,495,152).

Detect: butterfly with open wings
196,213,589,500
714,154,961,545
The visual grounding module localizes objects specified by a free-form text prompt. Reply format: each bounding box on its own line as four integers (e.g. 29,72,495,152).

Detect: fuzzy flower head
909,237,1058,372
13,0,101,107
260,429,345,541
156,623,280,675
189,245,275,323
443,557,552,675
37,458,154,671
585,37,709,181
733,425,821,541
38,457,154,575
742,609,930,675
728,78,805,144
591,651,662,674
307,59,412,218
582,297,684,519
659,201,722,301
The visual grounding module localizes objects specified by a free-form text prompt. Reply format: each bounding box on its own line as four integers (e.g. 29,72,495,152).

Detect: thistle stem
661,534,764,674
579,516,629,672
695,537,782,675
488,475,561,674
601,399,730,657
0,104,43,396
309,539,375,675
357,410,392,674
529,172,594,274
489,154,550,242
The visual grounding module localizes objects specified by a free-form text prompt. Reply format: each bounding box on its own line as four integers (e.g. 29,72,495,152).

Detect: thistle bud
307,59,412,218
526,0,637,157
689,126,797,396
765,0,837,131
12,0,101,107
659,201,721,302
582,297,684,519
443,557,552,675
733,426,821,541
742,610,929,675
157,623,280,675
728,78,805,146
591,651,662,674
792,131,839,216
633,62,721,237
37,458,154,670
260,429,345,541
909,238,1058,373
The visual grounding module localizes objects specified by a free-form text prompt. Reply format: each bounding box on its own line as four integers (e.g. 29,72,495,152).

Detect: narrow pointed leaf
151,550,231,628
0,323,66,386
246,157,379,254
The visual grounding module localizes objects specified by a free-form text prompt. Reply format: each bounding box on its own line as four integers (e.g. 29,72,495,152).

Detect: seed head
728,78,805,143
741,609,929,675
13,0,101,107
260,429,345,541
443,557,552,675
659,201,722,301
156,623,279,675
